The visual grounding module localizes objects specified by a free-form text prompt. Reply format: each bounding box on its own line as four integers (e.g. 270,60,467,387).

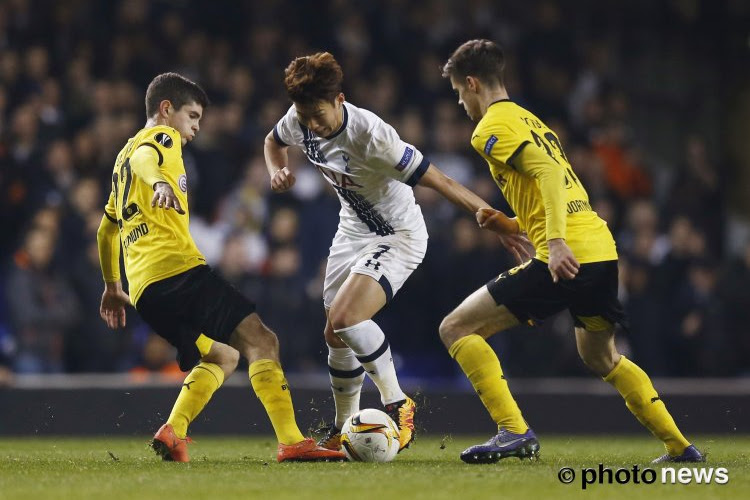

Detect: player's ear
335,92,345,106
466,76,479,93
158,99,172,118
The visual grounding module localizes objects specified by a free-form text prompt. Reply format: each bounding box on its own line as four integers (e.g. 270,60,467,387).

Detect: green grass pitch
0,435,747,500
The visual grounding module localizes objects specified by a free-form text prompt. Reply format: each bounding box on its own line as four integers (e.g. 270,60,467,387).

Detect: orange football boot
152,423,192,462
277,438,347,462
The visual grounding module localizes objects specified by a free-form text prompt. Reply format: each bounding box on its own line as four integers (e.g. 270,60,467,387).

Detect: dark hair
145,72,208,117
284,52,343,104
442,39,505,86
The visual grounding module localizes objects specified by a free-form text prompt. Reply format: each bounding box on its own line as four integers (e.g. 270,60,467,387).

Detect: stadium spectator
6,225,81,373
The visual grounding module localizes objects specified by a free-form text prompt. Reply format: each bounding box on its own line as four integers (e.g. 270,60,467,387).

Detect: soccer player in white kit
263,52,524,452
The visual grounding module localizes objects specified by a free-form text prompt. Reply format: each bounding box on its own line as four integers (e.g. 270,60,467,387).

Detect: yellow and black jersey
103,125,205,304
471,100,617,264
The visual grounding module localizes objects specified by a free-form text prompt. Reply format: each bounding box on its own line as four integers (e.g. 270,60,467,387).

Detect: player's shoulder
341,102,374,133
473,102,526,142
132,125,182,164
137,125,181,149
345,102,395,147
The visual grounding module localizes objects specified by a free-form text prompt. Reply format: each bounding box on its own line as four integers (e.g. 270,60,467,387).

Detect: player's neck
145,116,168,129
479,88,510,116
333,104,344,132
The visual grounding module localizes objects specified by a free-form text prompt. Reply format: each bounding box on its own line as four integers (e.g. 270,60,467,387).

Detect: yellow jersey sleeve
98,191,121,282
130,144,166,189
104,189,118,224
514,143,567,241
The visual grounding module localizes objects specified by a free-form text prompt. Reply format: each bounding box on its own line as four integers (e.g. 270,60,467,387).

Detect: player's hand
271,167,296,192
151,182,185,214
99,283,131,330
547,238,579,283
476,208,519,235
498,233,534,265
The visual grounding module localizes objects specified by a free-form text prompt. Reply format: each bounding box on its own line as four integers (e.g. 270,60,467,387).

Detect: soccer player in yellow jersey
97,72,344,463
440,40,703,464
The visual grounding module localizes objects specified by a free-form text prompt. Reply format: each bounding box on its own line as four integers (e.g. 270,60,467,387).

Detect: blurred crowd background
1,0,749,384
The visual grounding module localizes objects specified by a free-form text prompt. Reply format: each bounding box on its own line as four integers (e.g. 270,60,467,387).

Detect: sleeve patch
484,135,499,155
395,146,414,172
154,132,173,148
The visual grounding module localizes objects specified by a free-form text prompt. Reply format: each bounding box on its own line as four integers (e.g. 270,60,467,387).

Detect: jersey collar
488,98,512,109
324,104,349,140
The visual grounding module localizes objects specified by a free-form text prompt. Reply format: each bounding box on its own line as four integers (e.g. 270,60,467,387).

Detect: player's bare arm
264,130,296,192
417,164,492,215
418,165,532,263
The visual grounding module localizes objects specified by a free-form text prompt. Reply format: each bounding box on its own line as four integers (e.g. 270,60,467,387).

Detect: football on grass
340,408,400,462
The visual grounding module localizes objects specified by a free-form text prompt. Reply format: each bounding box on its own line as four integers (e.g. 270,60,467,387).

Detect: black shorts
485,259,627,331
136,265,256,371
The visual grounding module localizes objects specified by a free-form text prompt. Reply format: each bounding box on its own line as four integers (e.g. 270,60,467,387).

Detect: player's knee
231,314,279,357
439,315,466,349
579,350,617,377
328,306,363,331
219,348,240,377
324,324,347,348
227,348,240,370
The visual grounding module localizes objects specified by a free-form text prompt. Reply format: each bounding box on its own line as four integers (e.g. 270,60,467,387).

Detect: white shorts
323,230,428,308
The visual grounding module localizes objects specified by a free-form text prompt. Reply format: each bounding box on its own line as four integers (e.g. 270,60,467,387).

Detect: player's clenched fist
271,167,296,192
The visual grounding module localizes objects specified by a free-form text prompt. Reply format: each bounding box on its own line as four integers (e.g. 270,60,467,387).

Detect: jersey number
530,130,580,188
112,141,140,222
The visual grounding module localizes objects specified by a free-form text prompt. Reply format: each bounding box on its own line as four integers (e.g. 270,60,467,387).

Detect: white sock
334,320,406,406
327,345,365,429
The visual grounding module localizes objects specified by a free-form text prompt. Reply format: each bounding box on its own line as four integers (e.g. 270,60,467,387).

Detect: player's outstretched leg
439,295,538,464
152,336,237,462
334,319,416,451
232,314,346,462
328,273,416,452
576,327,704,463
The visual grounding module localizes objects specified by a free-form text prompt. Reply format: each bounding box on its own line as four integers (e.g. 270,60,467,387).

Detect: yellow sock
449,334,527,434
604,356,690,455
249,359,305,445
167,362,225,438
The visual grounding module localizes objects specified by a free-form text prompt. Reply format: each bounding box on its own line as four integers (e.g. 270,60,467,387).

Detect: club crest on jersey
484,135,498,155
154,132,173,148
395,146,414,172
178,174,187,192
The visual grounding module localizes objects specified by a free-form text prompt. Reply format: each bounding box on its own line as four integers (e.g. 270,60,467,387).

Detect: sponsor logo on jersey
484,135,498,155
395,146,414,172
154,132,173,148
178,174,187,192
123,222,149,249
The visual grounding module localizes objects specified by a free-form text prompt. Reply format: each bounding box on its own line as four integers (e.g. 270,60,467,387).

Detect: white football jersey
273,102,428,239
